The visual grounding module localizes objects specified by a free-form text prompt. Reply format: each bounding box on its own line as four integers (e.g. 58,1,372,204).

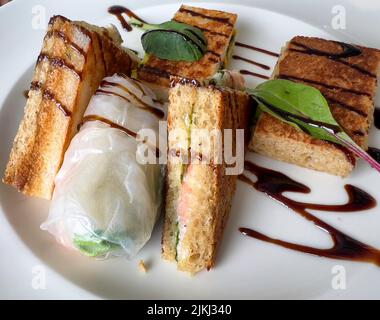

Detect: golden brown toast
162,82,252,274
137,5,237,89
250,36,380,177
3,15,136,199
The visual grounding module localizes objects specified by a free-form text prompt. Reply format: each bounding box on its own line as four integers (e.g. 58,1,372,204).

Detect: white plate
1,0,380,299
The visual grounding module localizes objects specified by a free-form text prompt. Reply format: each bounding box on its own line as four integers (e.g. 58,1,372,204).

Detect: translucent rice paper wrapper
41,74,166,258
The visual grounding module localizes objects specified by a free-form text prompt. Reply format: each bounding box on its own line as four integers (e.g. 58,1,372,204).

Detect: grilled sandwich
137,5,237,95
250,36,380,177
162,77,252,274
3,15,137,199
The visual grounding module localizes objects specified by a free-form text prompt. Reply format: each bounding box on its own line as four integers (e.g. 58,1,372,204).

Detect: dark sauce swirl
374,107,380,130
368,147,380,164
108,5,146,32
239,160,380,266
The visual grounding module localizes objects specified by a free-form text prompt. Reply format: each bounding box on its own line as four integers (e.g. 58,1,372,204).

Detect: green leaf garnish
73,231,120,257
129,17,207,62
247,79,380,173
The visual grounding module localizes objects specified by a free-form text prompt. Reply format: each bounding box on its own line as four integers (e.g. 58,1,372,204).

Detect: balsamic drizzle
235,42,279,57
37,54,81,79
374,107,380,130
289,46,374,79
43,90,72,117
291,40,362,60
108,5,146,32
232,55,270,70
45,30,86,56
239,70,270,80
82,115,138,138
239,160,380,266
368,147,380,164
81,115,161,157
178,7,233,26
29,81,71,117
96,89,131,103
100,80,165,119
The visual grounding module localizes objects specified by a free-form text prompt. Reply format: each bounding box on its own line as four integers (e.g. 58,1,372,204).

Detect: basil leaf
129,17,207,61
248,79,380,173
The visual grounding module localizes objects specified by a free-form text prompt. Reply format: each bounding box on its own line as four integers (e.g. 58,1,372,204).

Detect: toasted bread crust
250,36,380,176
137,5,237,88
162,84,252,273
3,16,136,199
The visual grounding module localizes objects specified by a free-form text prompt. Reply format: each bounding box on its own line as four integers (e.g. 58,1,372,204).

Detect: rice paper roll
42,74,166,258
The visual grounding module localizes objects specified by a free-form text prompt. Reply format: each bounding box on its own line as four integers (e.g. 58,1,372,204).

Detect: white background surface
1,0,380,299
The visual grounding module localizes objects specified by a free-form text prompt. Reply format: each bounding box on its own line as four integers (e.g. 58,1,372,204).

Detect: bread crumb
139,260,147,273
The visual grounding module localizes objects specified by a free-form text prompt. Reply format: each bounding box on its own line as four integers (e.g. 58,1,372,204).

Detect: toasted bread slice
3,15,137,199
250,36,380,177
137,5,237,91
162,82,252,274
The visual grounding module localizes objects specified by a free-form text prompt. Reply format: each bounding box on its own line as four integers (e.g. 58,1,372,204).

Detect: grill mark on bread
278,74,372,97
45,30,86,56
49,16,92,40
139,65,172,79
43,90,72,117
37,53,82,79
290,40,362,59
289,48,376,78
178,7,233,26
207,50,221,58
30,81,43,91
325,96,368,117
172,19,229,37
336,60,377,78
352,130,365,136
280,76,370,117
101,80,165,118
29,81,71,117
